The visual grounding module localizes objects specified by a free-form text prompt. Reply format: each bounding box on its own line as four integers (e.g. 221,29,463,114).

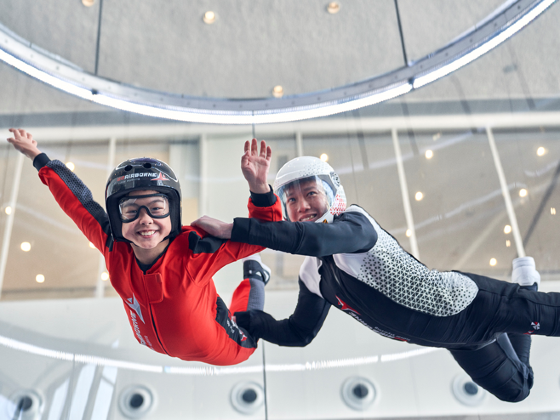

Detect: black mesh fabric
48,160,113,245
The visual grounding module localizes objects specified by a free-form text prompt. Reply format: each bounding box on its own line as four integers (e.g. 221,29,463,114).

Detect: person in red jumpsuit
6,128,282,366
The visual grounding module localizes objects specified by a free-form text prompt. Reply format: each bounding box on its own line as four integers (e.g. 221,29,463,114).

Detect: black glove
235,309,268,341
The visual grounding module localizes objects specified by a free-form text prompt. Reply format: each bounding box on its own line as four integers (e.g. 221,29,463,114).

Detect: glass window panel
3,142,107,301
400,130,512,277
494,128,560,281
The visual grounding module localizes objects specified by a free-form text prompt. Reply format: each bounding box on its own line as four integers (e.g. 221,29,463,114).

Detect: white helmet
273,156,346,223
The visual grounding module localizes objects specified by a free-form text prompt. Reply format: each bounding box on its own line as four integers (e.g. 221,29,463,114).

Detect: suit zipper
141,270,167,354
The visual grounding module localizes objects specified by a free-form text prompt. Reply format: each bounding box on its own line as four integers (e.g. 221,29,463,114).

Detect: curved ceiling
0,0,559,123
0,0,505,98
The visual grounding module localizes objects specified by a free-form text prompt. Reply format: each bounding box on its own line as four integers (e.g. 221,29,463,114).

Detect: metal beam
95,137,116,298
486,127,525,258
0,153,25,298
391,128,419,259
7,111,560,143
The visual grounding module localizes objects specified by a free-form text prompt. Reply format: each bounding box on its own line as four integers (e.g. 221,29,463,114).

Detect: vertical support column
391,128,420,259
295,132,303,157
95,137,116,298
486,127,525,258
199,134,208,217
0,153,25,299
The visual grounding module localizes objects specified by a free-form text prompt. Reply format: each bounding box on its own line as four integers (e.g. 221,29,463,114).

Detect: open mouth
137,230,157,237
299,214,317,222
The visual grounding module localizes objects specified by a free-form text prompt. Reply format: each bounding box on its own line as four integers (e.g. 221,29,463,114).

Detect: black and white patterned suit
232,205,560,402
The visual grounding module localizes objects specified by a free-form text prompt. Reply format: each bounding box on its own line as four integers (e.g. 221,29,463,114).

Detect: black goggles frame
119,193,171,223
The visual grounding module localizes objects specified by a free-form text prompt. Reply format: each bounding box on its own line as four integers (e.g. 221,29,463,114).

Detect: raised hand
242,138,271,194
7,128,42,160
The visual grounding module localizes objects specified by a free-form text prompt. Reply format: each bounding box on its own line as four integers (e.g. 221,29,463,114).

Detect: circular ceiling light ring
0,0,554,124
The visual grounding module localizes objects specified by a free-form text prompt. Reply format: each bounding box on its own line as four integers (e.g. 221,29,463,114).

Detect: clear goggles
119,193,170,223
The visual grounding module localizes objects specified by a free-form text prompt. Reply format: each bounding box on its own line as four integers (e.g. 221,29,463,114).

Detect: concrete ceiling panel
398,0,506,62
405,3,560,103
97,0,405,98
0,0,558,115
0,0,100,72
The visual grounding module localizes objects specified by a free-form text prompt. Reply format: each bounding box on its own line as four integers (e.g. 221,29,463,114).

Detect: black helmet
105,157,182,242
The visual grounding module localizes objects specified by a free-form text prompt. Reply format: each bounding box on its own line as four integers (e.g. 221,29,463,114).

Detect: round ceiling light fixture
203,11,216,24
230,382,264,414
341,377,377,410
8,390,44,420
82,0,95,7
452,374,487,406
327,2,341,14
0,0,554,124
118,385,156,418
272,85,284,98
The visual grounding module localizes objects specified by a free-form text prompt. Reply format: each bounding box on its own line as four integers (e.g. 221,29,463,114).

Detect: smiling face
121,190,172,250
284,179,329,222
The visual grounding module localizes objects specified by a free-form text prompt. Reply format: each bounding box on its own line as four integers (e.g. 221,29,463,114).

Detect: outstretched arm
232,210,377,256
6,128,42,160
7,128,112,252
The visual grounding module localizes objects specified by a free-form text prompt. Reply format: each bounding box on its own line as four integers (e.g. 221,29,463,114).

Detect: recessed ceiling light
66,162,75,171
503,225,512,234
415,192,423,201
505,240,511,247
203,11,216,24
405,229,412,237
36,274,45,283
425,150,433,159
101,272,110,281
272,85,284,98
89,242,96,249
537,147,546,156
552,207,557,215
326,2,340,14
320,153,329,162
519,188,528,198
489,258,497,266
21,242,31,252
82,0,95,7
4,206,12,215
